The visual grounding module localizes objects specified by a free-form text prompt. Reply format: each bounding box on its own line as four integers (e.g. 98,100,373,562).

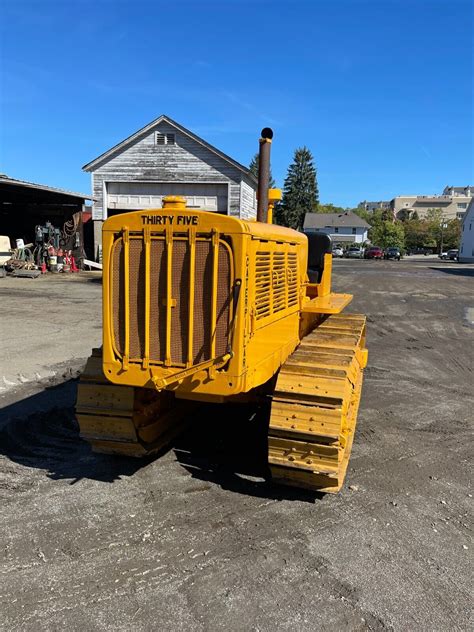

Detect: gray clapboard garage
83,115,257,255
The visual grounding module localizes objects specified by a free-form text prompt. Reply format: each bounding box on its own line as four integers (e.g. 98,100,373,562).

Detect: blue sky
0,0,472,207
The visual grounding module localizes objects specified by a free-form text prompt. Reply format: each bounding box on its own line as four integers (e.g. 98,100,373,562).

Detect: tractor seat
304,231,332,283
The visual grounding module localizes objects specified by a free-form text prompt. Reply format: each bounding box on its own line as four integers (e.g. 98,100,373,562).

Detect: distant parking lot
1,259,473,631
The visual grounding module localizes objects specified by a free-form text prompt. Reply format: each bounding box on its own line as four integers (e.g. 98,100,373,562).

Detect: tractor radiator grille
111,232,232,367
255,249,299,321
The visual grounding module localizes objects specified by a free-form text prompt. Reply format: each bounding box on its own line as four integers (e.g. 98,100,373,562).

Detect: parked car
332,246,344,258
344,246,364,259
439,251,448,260
407,247,429,256
364,246,384,260
447,249,459,261
384,247,401,261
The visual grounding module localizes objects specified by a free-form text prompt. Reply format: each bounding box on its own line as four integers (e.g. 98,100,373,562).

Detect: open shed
0,174,93,256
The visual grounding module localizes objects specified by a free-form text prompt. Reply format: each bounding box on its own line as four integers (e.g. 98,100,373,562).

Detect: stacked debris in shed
1,213,84,278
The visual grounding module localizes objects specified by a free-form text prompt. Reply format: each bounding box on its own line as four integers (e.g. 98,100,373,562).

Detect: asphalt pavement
0,259,472,631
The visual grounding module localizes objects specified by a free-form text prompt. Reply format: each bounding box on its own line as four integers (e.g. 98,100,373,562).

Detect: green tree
368,208,394,227
404,218,431,250
402,213,461,252
352,207,372,223
369,220,405,249
317,203,345,214
249,153,276,188
278,147,319,229
425,208,445,250
442,219,461,249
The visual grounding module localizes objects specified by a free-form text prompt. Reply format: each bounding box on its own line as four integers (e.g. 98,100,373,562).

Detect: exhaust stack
256,127,273,223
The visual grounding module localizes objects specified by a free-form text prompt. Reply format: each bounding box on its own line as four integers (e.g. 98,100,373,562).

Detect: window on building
457,203,467,209
352,227,356,234
155,132,176,145
457,212,465,219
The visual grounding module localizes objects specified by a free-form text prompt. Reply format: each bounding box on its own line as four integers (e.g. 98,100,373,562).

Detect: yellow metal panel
302,293,353,314
123,227,130,369
268,435,341,472
77,414,138,442
76,382,134,412
187,227,196,367
165,225,173,366
143,226,151,369
210,229,219,359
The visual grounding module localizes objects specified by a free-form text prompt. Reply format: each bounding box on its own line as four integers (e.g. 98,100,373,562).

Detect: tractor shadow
0,380,144,483
0,380,322,502
173,402,323,503
429,266,474,277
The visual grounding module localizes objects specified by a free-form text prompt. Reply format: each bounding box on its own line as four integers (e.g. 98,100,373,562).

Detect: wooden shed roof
82,114,257,182
0,174,92,203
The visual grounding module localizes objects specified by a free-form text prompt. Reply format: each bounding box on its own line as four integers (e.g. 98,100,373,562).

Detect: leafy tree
424,208,446,250
369,220,405,249
352,207,372,223
402,211,461,251
317,203,346,214
404,218,431,250
442,219,461,249
397,209,412,221
249,153,276,188
367,208,394,227
278,147,319,229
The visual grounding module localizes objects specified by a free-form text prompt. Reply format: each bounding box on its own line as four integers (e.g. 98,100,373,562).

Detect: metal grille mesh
254,246,299,320
272,252,286,313
287,252,298,307
255,251,271,319
112,235,231,366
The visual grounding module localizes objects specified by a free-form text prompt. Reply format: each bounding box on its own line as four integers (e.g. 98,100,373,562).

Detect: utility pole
440,219,448,255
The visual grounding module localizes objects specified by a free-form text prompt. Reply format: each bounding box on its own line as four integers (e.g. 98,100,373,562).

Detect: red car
364,246,384,260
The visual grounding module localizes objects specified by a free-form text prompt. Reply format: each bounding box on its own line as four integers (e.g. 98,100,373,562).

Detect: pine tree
249,153,276,188
278,147,319,229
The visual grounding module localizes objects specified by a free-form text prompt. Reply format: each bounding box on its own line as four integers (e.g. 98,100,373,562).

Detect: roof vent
155,132,176,145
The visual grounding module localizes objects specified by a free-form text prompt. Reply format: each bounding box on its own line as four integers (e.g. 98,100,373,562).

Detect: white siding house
303,212,370,245
459,198,474,263
83,115,257,253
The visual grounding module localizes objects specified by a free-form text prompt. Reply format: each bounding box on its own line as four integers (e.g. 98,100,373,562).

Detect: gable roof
304,211,370,230
82,114,256,181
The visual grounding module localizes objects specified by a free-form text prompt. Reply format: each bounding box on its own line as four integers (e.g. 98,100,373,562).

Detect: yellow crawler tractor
76,129,367,493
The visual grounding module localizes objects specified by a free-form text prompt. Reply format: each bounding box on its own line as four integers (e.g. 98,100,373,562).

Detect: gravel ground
0,260,473,631
0,272,102,392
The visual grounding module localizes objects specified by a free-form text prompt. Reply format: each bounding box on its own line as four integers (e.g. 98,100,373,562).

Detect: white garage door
107,182,228,213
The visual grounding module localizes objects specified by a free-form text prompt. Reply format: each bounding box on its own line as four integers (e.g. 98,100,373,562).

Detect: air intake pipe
256,127,273,223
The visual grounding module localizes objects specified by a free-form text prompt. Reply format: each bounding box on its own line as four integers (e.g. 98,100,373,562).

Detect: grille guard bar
151,352,233,390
